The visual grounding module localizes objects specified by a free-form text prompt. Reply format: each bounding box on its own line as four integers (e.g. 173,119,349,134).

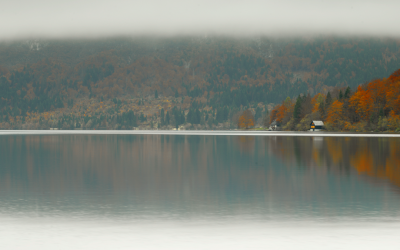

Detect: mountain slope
0,36,399,129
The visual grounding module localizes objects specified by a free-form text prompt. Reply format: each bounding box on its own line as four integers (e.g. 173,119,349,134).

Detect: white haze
1,218,400,250
0,0,400,40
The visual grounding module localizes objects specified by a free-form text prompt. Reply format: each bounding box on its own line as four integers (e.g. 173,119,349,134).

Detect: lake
0,132,400,249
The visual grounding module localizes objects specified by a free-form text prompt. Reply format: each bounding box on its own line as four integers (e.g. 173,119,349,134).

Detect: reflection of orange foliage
349,139,400,187
268,136,400,189
312,150,321,165
238,109,255,129
351,147,374,175
326,138,343,164
385,140,400,187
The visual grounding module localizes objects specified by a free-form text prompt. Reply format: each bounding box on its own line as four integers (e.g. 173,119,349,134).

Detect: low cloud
1,0,400,40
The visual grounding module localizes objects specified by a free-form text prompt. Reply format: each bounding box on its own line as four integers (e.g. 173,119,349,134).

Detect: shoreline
1,130,400,137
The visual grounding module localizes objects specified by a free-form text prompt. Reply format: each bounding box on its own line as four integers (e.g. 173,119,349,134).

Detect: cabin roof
312,120,324,126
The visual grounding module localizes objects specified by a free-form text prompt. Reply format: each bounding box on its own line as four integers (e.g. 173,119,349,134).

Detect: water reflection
267,136,400,188
0,135,399,220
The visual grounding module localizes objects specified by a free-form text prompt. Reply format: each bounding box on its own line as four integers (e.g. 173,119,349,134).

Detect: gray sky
1,0,399,40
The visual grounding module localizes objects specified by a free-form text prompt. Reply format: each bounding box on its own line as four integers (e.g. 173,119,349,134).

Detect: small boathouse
310,120,324,131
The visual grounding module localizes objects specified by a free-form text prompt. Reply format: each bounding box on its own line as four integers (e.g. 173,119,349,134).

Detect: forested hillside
0,36,399,130
269,69,400,132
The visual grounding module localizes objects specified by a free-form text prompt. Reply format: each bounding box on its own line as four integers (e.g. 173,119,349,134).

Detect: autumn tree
326,100,344,130
349,85,373,121
238,109,255,129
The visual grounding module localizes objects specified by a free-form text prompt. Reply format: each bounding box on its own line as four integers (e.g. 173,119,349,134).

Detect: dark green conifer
344,87,351,99
325,91,332,107
160,108,165,126
293,95,302,121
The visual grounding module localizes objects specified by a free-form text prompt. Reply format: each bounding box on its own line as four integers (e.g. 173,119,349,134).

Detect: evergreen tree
166,111,170,125
140,113,146,122
379,108,384,117
187,108,201,124
344,87,351,98
207,116,214,128
325,91,332,107
160,108,165,126
293,95,302,121
255,106,262,122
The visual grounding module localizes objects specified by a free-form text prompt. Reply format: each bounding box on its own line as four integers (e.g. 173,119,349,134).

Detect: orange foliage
269,108,278,125
326,100,344,127
349,70,400,122
270,98,294,124
385,70,400,114
388,68,400,81
311,93,324,113
368,79,387,107
268,68,400,131
349,85,373,121
275,104,288,123
238,109,255,129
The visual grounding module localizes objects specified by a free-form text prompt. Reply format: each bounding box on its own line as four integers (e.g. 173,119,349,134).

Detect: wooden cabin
310,120,324,131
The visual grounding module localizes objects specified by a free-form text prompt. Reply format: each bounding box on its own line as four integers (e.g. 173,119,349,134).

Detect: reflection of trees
1,134,399,217
0,135,272,213
346,138,400,188
267,136,400,188
235,136,255,153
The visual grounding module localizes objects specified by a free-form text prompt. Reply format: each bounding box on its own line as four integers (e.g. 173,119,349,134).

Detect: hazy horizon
1,0,400,41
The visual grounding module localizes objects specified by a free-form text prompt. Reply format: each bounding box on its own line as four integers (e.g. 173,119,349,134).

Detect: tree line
269,69,400,132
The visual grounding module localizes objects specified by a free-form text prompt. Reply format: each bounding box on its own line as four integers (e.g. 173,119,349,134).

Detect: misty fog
1,0,400,40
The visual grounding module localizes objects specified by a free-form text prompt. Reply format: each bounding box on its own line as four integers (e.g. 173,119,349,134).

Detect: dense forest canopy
0,36,399,130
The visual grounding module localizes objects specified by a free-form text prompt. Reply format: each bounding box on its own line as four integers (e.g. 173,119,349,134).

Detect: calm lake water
1,133,400,249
